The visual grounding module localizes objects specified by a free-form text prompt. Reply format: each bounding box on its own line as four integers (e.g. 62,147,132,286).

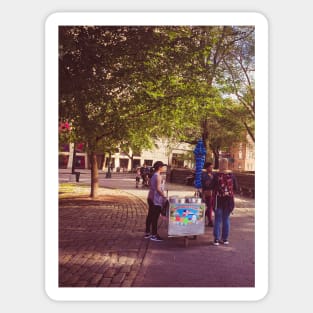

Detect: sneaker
213,239,220,246
144,233,151,239
223,240,229,245
150,234,163,242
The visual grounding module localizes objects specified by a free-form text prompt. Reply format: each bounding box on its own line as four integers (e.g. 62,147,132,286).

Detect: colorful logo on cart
170,206,204,225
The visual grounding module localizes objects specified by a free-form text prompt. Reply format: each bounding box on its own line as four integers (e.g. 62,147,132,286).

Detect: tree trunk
201,119,211,162
90,151,99,198
244,122,255,143
130,155,134,171
213,149,219,169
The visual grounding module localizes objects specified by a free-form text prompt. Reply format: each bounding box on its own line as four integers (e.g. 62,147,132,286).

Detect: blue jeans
213,207,231,241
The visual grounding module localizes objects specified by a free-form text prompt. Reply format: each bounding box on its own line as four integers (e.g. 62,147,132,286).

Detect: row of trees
59,26,255,198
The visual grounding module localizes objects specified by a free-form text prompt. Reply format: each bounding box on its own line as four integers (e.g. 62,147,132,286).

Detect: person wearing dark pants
201,162,215,227
144,161,167,242
145,199,162,239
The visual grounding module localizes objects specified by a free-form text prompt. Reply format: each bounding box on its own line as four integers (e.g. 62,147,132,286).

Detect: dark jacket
201,171,215,191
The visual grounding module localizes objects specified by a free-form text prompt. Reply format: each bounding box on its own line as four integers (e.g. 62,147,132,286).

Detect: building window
133,159,141,169
59,155,69,168
238,143,243,159
75,143,85,153
60,143,69,152
172,153,184,168
120,159,129,170
74,156,85,169
144,160,153,166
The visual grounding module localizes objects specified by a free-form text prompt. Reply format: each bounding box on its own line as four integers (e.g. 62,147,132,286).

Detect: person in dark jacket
201,162,215,227
210,158,238,246
140,164,150,187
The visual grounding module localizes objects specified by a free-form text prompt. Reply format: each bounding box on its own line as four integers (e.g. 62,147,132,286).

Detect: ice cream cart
167,139,206,247
167,197,206,247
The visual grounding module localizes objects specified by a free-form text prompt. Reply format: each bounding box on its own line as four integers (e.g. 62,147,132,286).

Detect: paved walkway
59,170,255,287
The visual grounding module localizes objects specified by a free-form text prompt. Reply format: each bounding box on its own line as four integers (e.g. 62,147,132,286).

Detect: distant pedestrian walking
144,161,167,242
135,167,141,188
140,164,150,187
210,158,238,246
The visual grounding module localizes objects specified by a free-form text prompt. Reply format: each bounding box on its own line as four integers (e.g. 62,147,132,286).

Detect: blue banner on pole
193,139,206,189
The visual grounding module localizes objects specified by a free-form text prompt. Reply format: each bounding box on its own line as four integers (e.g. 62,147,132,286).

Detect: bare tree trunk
90,151,99,198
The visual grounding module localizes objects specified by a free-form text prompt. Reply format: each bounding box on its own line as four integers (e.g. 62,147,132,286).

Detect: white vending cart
168,199,206,247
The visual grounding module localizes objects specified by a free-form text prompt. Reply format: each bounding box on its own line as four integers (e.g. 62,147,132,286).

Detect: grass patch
59,183,90,198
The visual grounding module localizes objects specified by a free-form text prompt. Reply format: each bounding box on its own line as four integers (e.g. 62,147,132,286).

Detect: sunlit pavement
59,169,255,287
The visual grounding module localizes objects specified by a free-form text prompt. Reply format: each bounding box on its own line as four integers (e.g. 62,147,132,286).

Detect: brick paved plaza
58,170,255,288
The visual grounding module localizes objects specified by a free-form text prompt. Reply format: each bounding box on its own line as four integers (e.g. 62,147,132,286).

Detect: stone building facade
59,135,255,172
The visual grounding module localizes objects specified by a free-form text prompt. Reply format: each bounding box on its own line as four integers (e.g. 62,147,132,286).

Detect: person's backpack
215,173,234,197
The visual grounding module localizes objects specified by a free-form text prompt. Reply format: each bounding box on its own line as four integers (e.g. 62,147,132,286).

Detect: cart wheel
184,236,189,248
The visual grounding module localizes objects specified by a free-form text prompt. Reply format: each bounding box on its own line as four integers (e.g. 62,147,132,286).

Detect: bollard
75,172,80,182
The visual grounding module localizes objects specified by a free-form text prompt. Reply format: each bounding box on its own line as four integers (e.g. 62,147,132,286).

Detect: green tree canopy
59,25,255,197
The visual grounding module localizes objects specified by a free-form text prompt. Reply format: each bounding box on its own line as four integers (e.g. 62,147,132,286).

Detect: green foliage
59,25,255,163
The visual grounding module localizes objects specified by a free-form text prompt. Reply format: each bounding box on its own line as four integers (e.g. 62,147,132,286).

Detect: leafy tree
137,26,255,164
216,27,255,142
59,26,159,197
59,25,255,197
